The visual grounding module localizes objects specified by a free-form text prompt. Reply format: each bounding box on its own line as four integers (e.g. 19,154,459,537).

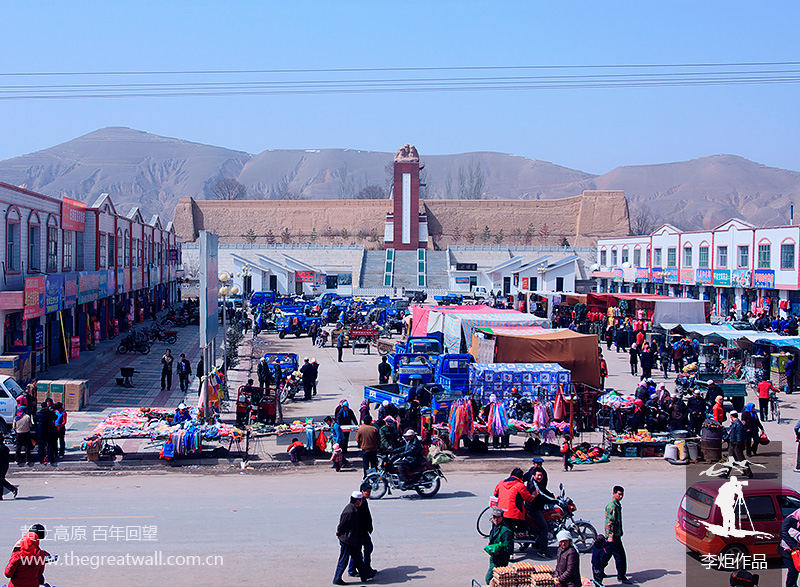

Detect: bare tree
629,204,657,235
209,178,247,201
280,227,291,244
444,171,454,198
537,223,550,246
458,161,486,200
355,185,388,199
451,225,462,244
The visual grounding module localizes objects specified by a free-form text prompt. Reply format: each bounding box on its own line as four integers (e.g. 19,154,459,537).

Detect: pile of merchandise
569,442,610,465
597,392,635,410
489,563,555,587
448,398,475,447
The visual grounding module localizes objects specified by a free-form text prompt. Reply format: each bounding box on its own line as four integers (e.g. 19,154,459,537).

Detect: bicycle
769,390,781,424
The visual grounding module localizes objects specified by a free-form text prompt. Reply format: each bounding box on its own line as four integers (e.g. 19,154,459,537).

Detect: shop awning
0,291,23,311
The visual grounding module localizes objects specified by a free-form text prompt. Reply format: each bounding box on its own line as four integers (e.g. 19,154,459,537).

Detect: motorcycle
278,371,302,403
315,330,329,348
146,323,178,344
117,332,151,355
476,483,597,553
365,454,446,499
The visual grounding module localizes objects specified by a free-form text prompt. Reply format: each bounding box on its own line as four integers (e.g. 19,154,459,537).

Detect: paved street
3,464,688,587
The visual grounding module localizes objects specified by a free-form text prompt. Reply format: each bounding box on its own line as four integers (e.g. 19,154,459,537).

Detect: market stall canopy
410,304,514,337
585,293,667,312
663,323,753,342
471,327,601,388
445,311,546,354
652,299,707,327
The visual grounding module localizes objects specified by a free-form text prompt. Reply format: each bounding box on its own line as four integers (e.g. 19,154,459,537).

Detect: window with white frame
645,247,651,267
653,248,662,267
75,230,84,271
600,250,607,266
738,245,749,268
46,225,58,272
781,243,795,270
699,246,709,268
633,248,641,267
683,246,693,267
667,247,677,268
6,209,20,271
610,249,617,266
62,230,73,271
717,246,728,268
621,247,629,265
758,243,771,269
99,233,107,268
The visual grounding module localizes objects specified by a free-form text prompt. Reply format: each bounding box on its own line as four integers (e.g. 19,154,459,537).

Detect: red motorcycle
476,483,597,553
278,371,302,403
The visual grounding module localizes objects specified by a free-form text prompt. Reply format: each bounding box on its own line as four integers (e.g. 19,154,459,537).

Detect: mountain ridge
1,126,798,232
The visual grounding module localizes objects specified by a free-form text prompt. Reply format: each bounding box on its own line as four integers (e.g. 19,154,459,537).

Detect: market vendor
687,390,707,435
173,403,191,426
705,380,723,407
484,507,514,584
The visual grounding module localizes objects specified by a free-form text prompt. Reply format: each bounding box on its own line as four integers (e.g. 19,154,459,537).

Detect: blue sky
1,1,799,174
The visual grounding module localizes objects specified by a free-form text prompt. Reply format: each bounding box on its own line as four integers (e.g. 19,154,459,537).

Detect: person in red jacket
493,467,537,534
756,379,778,421
5,532,49,587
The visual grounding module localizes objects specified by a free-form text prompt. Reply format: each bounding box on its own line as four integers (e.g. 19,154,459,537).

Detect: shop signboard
23,276,45,320
695,268,712,285
521,277,529,290
132,267,141,291
679,268,696,285
612,268,623,283
97,270,108,299
124,269,132,293
337,273,352,286
107,269,116,296
753,269,775,290
651,267,664,284
295,271,314,283
712,269,731,287
169,249,179,263
663,268,679,283
455,277,470,284
34,326,44,351
78,271,99,304
44,275,63,314
61,197,86,232
116,268,124,294
732,269,752,288
635,268,650,282
199,231,219,349
64,274,78,308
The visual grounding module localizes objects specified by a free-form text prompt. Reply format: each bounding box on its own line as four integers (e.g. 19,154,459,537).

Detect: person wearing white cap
394,429,424,489
554,529,581,587
173,402,191,426
333,491,374,584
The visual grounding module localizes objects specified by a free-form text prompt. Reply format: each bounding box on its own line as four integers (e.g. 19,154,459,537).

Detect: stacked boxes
0,355,21,381
468,362,571,403
64,381,86,411
35,379,86,410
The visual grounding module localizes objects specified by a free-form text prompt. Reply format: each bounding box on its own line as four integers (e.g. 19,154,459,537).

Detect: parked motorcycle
117,333,151,355
365,454,446,499
476,483,597,553
315,330,329,348
146,323,178,344
278,371,302,403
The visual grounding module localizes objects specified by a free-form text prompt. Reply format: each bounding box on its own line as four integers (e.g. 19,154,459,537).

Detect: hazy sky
1,2,799,174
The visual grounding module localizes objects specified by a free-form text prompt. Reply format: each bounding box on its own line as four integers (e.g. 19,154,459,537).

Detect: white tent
652,299,707,328
443,311,546,353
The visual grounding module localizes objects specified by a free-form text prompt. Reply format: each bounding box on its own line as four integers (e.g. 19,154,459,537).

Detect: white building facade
594,219,800,318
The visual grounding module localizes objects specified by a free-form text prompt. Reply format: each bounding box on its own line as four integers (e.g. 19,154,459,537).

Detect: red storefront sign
295,271,314,283
23,276,45,320
62,197,86,232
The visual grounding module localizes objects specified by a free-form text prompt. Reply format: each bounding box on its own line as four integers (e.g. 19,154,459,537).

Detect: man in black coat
348,482,376,578
256,357,272,390
686,390,706,435
299,357,314,401
377,356,392,384
0,442,18,499
35,402,57,464
333,492,374,584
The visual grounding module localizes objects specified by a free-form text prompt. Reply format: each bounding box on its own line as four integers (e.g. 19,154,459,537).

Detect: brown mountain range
1,126,798,232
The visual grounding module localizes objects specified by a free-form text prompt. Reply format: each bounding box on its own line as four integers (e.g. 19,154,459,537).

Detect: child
561,434,574,472
286,438,305,463
591,534,613,585
330,443,343,471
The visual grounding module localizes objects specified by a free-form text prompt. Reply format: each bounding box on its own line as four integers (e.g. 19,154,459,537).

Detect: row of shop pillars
4,283,175,375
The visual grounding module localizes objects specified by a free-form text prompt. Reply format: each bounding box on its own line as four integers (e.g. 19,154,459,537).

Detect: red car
676,479,800,559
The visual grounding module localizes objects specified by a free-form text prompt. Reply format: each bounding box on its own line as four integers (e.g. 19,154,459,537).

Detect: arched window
5,207,20,271
599,247,607,266
758,238,771,269
124,230,130,267
28,212,41,272
116,228,124,268
632,246,642,267
46,215,59,272
683,244,693,268
610,247,618,267
698,241,710,268
781,238,795,270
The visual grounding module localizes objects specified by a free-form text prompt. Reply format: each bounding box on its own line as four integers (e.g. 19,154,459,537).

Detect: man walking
604,486,631,584
176,353,192,392
337,331,345,363
786,356,795,394
333,491,374,584
727,411,752,476
196,356,204,394
300,357,314,401
378,356,392,384
256,356,272,390
161,348,174,391
348,482,377,579
356,415,380,477
35,402,57,465
310,358,319,396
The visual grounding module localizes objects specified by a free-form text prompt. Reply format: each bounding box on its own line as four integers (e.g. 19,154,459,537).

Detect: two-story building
594,218,800,319
0,182,181,378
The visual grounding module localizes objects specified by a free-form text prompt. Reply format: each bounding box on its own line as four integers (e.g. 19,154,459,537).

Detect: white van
0,375,25,433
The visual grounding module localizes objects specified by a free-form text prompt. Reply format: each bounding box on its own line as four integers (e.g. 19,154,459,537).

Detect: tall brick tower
384,144,428,250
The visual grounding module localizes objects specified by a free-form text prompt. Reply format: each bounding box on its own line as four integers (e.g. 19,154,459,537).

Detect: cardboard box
64,380,86,411
0,355,19,370
0,367,21,381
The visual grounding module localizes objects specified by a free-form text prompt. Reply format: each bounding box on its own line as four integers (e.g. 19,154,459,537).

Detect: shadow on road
11,496,54,501
629,568,682,583
370,565,434,584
